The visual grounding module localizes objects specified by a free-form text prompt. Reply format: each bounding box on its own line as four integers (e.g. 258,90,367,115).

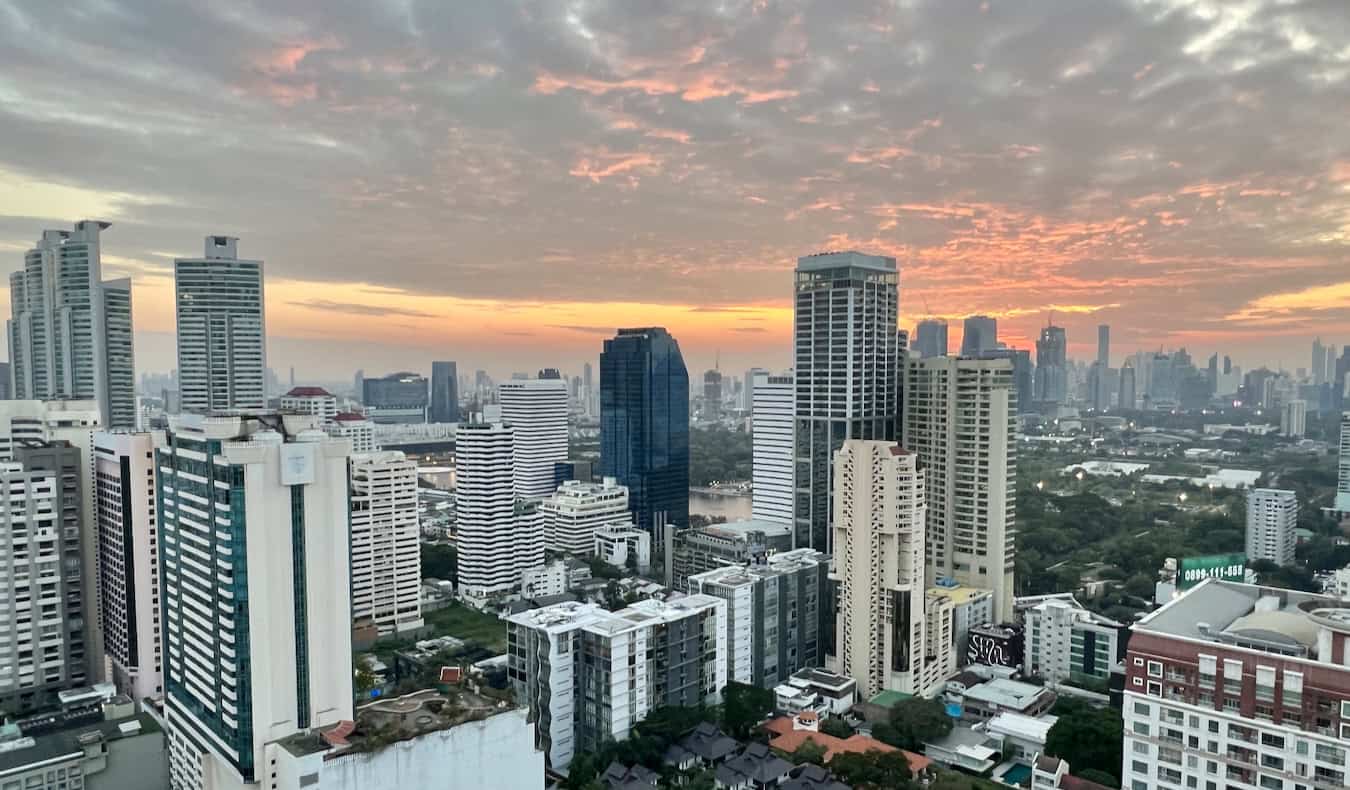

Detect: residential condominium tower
157,413,353,790
914,319,949,358
7,221,137,428
538,476,631,555
455,422,544,598
94,430,166,702
792,251,899,551
960,316,998,357
903,355,1018,622
174,236,266,413
750,371,794,526
349,451,423,636
1338,412,1350,512
499,377,570,499
599,327,690,537
1246,488,1299,567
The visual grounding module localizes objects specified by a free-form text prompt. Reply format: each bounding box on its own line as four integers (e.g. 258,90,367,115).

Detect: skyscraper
793,252,899,550
582,362,594,417
1313,338,1327,386
1119,362,1137,410
914,319,949,358
1245,488,1298,566
7,221,136,427
741,366,768,411
499,377,570,499
832,441,952,699
1034,325,1068,405
1087,361,1110,411
599,327,690,536
429,360,459,423
174,236,266,413
960,315,997,356
1096,324,1110,368
703,368,723,420
158,413,353,790
349,451,423,636
903,356,1017,622
455,422,544,598
751,371,794,526
0,442,87,714
1281,400,1308,438
95,430,165,703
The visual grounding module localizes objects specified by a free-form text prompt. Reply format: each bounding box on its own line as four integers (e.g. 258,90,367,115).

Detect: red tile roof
763,717,932,772
285,386,333,397
333,412,368,422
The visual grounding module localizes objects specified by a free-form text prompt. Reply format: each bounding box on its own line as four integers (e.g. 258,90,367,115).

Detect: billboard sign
1178,553,1247,591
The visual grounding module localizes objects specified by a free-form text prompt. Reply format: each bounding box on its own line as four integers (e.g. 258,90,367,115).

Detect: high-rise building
1087,361,1110,411
0,361,9,400
174,236,266,414
599,327,690,537
915,319,949,358
94,430,165,703
1034,325,1067,405
832,441,952,699
741,367,768,411
349,451,423,637
903,355,1017,622
702,369,723,420
328,411,375,453
960,316,998,357
793,252,899,550
429,360,459,423
158,413,353,790
1246,488,1298,566
7,221,137,428
751,372,794,526
506,597,727,771
1096,324,1110,368
0,442,87,714
1337,413,1350,512
1122,581,1350,790
1313,338,1328,386
1119,362,1137,410
362,372,429,423
689,548,829,688
1021,597,1122,687
455,422,544,599
668,519,794,591
582,362,595,417
499,377,570,499
1281,399,1308,438
279,386,337,421
538,477,632,555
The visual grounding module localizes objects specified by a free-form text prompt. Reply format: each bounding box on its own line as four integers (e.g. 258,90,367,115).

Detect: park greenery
1045,698,1124,788
871,697,954,752
688,424,752,486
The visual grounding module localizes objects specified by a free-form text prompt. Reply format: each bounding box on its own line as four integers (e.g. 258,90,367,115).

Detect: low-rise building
929,582,994,665
1022,597,1123,687
772,669,858,717
985,712,1057,765
967,623,1025,669
271,686,542,789
952,677,1056,723
689,549,830,688
506,597,727,771
593,524,652,573
538,477,631,555
0,704,168,790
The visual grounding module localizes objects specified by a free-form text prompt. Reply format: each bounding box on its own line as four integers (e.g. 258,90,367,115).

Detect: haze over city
3,0,1349,377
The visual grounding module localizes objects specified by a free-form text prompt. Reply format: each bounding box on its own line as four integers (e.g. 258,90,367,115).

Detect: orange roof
798,711,819,721
763,717,932,773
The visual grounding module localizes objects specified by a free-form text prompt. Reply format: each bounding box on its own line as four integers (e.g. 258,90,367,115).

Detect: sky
2,0,1348,382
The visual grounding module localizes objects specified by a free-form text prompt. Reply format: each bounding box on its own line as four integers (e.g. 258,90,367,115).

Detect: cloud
288,299,437,318
548,324,618,335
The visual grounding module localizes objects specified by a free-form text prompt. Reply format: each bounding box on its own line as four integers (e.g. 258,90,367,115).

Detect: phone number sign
1178,553,1247,590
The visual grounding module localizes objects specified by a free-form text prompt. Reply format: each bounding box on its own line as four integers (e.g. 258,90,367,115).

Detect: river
688,489,753,522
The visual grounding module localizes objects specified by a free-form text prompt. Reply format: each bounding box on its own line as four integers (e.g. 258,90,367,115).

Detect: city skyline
2,0,1349,379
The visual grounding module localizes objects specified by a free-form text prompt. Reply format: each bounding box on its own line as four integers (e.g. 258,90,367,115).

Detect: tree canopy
1045,699,1123,788
873,697,953,751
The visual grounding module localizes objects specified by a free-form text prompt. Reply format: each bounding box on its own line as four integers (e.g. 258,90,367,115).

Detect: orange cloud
568,149,662,183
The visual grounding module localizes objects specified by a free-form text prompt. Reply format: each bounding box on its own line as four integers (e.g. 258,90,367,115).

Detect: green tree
790,738,828,766
879,697,953,750
828,749,914,790
1045,699,1123,787
1077,767,1122,788
721,682,775,739
634,705,708,742
819,716,855,739
420,543,457,584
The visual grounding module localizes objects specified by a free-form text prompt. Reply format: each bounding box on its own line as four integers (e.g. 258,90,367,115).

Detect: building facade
750,371,794,526
158,413,353,790
361,373,428,424
914,319,949,358
961,316,998,357
832,441,944,699
498,378,569,499
94,430,165,702
506,597,727,771
1034,325,1067,405
1022,597,1122,687
429,360,459,423
7,221,136,428
599,327,690,536
454,422,543,599
0,443,88,714
1122,580,1350,790
1338,412,1350,513
349,451,423,636
793,252,899,551
1281,400,1308,438
538,477,631,555
667,520,793,591
279,387,338,421
903,355,1018,622
688,549,830,689
1246,488,1299,567
327,412,375,453
174,236,267,414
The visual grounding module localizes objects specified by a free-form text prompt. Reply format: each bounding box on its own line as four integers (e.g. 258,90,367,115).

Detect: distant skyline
3,0,1349,379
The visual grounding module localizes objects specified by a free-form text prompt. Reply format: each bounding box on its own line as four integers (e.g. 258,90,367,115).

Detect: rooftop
986,712,1058,743
688,549,827,587
762,717,932,771
284,386,333,398
506,595,721,636
928,582,994,606
962,678,1052,711
1134,579,1350,658
693,518,793,541
796,250,896,272
0,713,158,775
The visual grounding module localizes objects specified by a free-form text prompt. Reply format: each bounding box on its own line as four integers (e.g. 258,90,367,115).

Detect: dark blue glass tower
599,327,690,537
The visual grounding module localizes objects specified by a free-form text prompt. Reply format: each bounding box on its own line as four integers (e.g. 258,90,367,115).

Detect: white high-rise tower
349,451,424,636
7,220,137,428
498,378,569,499
455,422,544,599
751,371,793,526
174,236,266,414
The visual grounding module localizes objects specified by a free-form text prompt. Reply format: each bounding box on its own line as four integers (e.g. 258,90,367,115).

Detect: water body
689,489,753,522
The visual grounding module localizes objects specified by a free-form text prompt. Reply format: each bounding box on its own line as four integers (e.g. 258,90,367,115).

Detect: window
1148,680,1162,697
1134,702,1152,716
1148,660,1163,678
